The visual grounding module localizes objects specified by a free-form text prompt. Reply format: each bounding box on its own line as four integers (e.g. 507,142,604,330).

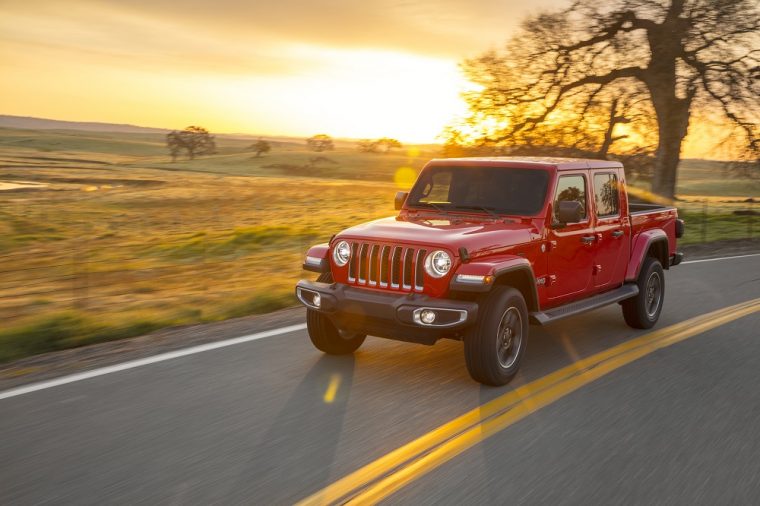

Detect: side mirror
557,200,584,224
395,191,409,210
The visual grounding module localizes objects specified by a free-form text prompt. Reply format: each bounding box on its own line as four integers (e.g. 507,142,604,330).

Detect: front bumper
295,280,479,345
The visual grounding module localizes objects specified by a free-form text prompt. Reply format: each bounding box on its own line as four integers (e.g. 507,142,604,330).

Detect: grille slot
414,249,427,290
391,246,402,288
358,244,368,283
402,249,414,289
348,242,359,281
368,245,379,286
379,246,390,287
346,242,425,292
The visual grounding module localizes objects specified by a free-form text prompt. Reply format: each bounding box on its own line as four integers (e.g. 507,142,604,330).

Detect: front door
548,172,595,303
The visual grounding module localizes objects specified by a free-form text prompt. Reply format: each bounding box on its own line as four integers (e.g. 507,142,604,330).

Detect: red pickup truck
296,157,684,385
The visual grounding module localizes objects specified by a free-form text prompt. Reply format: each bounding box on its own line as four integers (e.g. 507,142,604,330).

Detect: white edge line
682,253,760,264
0,323,307,401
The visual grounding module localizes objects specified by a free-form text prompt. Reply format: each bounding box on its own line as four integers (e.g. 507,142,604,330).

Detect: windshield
406,165,550,216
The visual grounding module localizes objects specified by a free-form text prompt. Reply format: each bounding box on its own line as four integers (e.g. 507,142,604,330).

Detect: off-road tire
464,286,528,386
306,273,365,354
622,257,665,329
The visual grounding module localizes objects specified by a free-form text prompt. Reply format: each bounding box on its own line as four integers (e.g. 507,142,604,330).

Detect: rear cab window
593,172,620,218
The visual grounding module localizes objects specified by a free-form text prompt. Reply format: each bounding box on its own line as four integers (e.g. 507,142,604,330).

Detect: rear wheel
464,286,528,386
306,273,365,355
622,257,665,329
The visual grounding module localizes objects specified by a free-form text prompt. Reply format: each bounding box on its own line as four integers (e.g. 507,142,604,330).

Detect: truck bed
629,202,673,215
629,203,679,259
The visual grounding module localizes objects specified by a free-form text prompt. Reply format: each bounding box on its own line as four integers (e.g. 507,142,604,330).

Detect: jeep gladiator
296,157,684,385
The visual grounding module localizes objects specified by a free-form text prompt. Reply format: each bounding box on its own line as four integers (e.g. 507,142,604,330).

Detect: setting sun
200,48,472,143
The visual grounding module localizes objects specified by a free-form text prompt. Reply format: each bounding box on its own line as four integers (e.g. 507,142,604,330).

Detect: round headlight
333,240,351,266
425,250,452,278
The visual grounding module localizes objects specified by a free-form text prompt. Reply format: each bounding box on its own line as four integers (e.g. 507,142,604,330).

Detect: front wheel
306,272,365,355
622,257,665,329
464,286,528,386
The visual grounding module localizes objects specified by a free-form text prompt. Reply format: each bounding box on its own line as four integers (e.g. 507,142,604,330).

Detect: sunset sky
0,0,567,143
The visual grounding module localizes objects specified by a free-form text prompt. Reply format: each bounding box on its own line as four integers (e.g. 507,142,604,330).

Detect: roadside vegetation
0,127,757,362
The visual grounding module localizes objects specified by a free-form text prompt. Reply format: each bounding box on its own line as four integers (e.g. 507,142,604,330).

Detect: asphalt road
1,255,759,505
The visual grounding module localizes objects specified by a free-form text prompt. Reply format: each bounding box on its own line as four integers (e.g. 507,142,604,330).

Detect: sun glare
199,47,470,143
394,166,418,189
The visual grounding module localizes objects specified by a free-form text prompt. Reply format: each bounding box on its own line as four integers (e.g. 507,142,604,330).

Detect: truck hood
336,216,539,257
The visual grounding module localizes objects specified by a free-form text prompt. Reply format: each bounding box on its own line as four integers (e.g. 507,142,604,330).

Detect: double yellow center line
298,298,760,505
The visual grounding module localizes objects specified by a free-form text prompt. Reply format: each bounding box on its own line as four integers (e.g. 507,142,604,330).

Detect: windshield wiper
411,202,449,213
452,205,500,219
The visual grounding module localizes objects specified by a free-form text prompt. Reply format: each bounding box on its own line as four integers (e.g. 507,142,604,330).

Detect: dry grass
0,168,399,319
0,126,756,361
0,128,417,360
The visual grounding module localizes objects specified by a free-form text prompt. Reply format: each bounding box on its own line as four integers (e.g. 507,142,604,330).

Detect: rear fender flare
626,230,668,281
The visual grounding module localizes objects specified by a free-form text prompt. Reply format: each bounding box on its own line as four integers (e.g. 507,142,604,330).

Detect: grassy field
0,126,756,362
675,159,760,197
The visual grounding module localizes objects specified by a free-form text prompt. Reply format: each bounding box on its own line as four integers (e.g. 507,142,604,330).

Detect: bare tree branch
448,0,759,198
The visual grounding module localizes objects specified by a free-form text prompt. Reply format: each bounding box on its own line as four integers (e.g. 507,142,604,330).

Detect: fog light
420,309,436,324
312,293,321,308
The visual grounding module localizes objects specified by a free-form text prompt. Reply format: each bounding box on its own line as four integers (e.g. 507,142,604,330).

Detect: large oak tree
457,0,759,198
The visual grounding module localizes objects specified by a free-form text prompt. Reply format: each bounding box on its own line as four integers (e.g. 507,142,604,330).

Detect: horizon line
0,113,445,145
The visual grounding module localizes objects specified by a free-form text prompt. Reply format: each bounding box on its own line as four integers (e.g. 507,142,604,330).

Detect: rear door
591,169,629,289
547,172,595,303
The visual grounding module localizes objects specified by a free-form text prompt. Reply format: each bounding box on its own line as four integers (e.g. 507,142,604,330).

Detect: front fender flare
303,243,330,273
450,255,538,310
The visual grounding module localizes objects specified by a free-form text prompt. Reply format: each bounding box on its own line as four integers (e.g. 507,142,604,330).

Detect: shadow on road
232,309,640,502
232,354,356,503
469,312,634,502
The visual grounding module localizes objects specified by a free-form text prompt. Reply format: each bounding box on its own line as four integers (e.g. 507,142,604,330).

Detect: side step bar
530,284,639,326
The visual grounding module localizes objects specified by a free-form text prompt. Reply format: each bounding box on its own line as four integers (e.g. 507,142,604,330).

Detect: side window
419,171,452,203
594,173,620,217
554,175,587,221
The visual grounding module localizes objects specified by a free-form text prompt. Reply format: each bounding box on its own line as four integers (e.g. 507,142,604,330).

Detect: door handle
580,235,596,244
611,230,624,238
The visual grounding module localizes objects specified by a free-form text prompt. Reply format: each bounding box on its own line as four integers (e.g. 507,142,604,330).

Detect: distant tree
307,134,335,152
357,137,403,153
250,138,271,157
167,132,183,162
166,126,216,160
376,137,402,153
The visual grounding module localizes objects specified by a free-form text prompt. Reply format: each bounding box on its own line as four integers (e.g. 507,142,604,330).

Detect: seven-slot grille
347,242,427,292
